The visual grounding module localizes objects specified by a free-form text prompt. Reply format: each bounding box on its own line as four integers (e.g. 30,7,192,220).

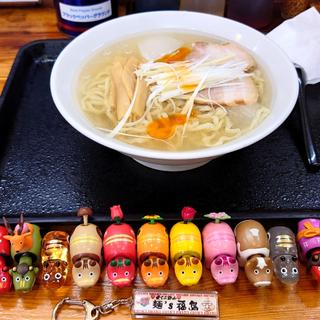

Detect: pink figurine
202,212,238,285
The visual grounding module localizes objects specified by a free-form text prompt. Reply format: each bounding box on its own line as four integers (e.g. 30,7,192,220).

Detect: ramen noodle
78,32,270,151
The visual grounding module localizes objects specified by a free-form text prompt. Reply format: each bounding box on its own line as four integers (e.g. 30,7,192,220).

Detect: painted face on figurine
0,267,11,293
72,258,100,288
174,256,202,286
0,257,11,293
107,257,135,287
245,256,273,287
141,257,169,288
211,255,239,285
10,264,39,293
41,260,68,289
273,255,299,284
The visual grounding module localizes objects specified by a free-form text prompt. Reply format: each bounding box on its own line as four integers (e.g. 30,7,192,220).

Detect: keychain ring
51,297,99,320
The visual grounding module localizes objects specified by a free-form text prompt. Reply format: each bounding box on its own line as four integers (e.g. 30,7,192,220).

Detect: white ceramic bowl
50,11,298,172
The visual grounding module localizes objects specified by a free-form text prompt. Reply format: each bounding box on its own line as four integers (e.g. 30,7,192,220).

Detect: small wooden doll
104,205,137,287
137,214,169,287
268,226,299,285
70,207,102,288
0,225,12,293
170,207,203,286
297,218,320,281
4,215,41,293
234,220,273,287
40,231,70,289
202,212,238,285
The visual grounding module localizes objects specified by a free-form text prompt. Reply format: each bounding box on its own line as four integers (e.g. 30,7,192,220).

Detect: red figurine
103,205,137,287
0,225,12,293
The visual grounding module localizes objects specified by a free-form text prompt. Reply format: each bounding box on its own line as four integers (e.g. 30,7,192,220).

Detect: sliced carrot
181,84,197,92
146,114,187,140
156,47,192,63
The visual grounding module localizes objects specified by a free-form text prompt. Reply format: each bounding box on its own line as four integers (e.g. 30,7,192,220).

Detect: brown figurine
234,220,273,287
268,226,299,285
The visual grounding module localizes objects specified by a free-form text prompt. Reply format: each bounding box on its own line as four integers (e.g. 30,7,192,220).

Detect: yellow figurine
170,207,203,286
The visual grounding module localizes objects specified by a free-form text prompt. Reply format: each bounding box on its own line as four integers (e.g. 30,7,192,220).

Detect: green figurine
3,214,41,292
10,255,39,292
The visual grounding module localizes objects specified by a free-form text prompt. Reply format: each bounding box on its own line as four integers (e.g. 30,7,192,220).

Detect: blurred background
1,0,319,36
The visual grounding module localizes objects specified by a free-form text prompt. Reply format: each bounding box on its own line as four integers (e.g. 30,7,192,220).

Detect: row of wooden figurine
0,206,317,293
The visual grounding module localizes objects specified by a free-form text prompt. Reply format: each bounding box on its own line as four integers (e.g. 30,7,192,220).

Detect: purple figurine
202,212,239,285
297,218,320,281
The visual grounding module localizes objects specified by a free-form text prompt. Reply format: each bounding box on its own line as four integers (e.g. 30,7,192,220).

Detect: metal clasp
52,297,99,320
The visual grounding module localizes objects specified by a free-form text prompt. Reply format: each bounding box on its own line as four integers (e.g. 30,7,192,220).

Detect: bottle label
59,1,112,23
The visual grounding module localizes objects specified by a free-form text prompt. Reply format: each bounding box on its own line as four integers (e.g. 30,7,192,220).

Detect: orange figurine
137,215,169,287
40,231,70,289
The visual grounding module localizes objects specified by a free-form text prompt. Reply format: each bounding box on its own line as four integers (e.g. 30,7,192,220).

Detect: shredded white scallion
79,40,270,151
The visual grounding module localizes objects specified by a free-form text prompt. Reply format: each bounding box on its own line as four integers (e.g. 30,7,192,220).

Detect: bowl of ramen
50,11,298,171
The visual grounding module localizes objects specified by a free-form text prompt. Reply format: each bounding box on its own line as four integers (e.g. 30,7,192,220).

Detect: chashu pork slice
196,77,259,107
188,41,256,72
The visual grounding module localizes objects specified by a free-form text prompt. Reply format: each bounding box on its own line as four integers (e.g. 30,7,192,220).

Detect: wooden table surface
0,2,320,320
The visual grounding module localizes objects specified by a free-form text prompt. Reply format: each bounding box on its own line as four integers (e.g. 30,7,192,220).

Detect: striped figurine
103,205,137,287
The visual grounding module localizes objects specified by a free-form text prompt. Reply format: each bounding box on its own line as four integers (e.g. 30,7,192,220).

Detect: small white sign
132,289,219,319
59,1,112,23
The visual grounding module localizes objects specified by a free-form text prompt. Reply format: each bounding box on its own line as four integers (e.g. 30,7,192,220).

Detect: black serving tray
1,39,320,227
